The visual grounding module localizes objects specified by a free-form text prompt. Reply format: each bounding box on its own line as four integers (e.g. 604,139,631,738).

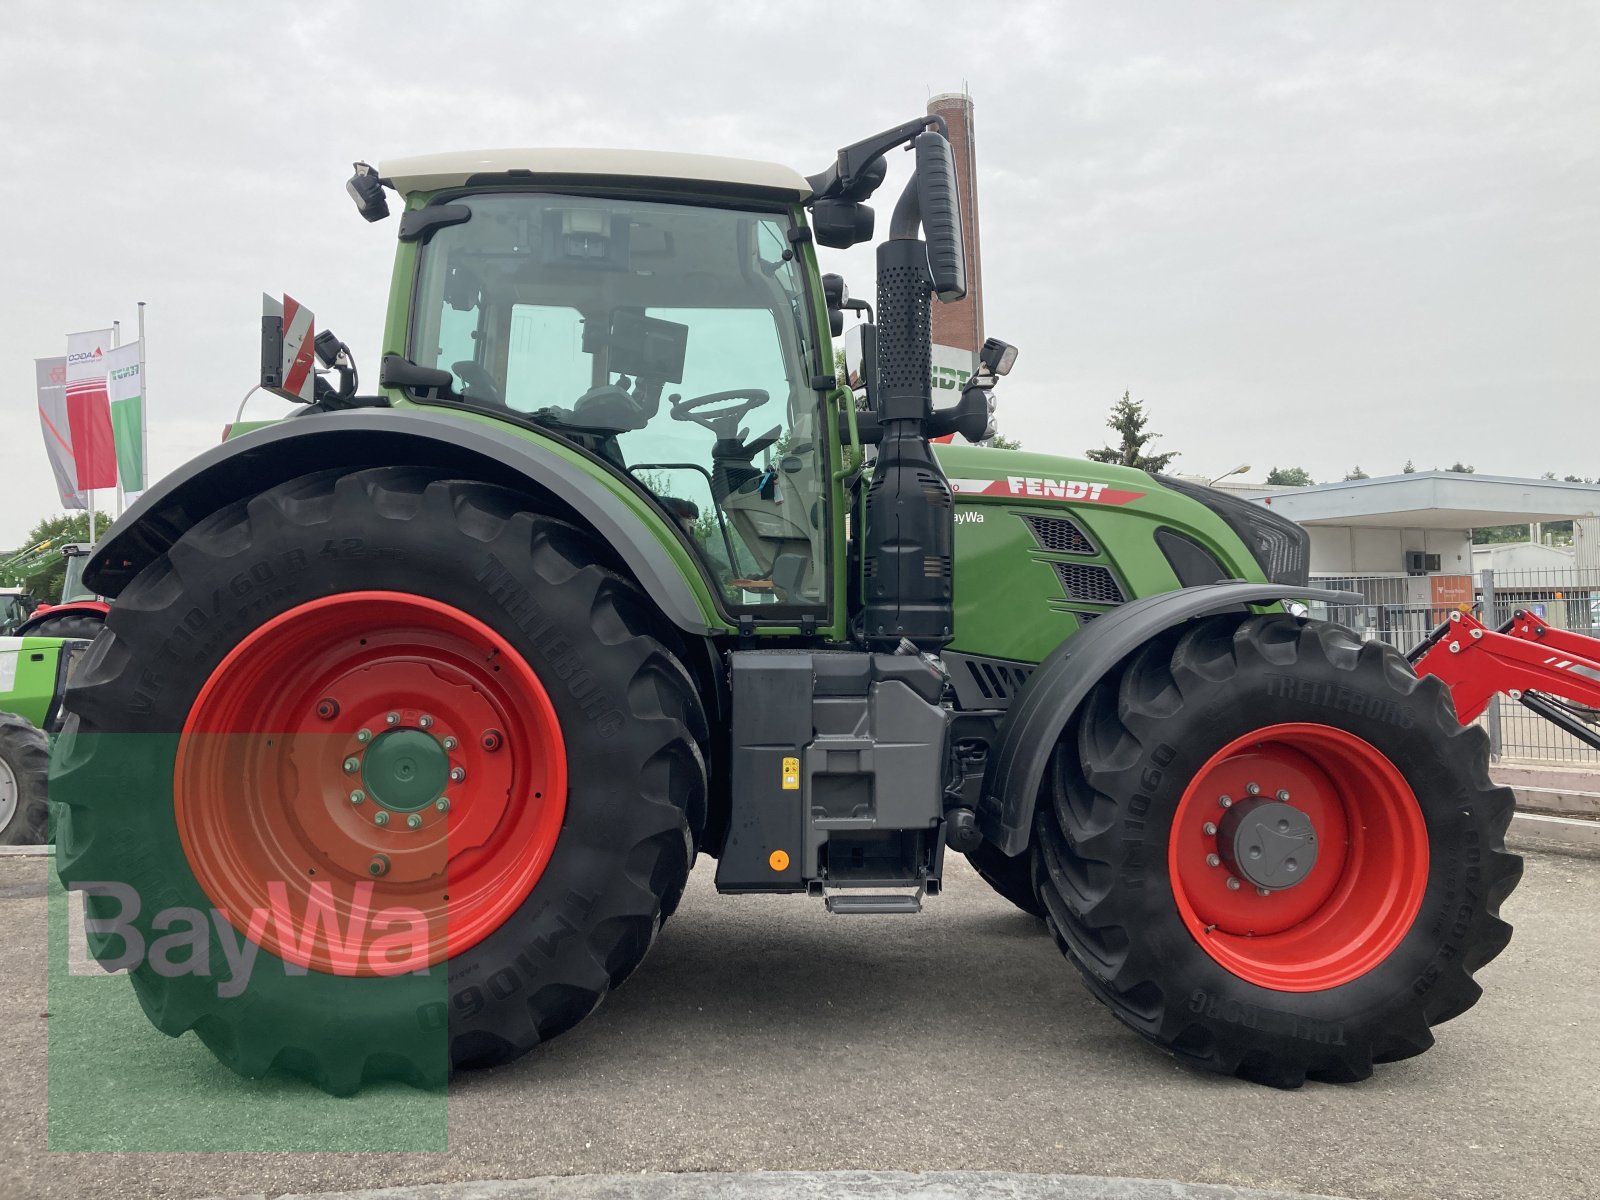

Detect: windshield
410,193,828,612
61,552,94,603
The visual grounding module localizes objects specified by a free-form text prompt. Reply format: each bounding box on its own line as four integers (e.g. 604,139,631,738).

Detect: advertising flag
64,329,118,491
104,341,145,493
35,356,88,510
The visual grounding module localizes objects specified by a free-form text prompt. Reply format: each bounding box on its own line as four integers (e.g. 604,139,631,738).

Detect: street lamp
1208,464,1251,486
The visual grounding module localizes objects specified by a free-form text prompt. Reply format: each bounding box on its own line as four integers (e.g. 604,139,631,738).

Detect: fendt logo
1008,476,1107,501
946,477,1146,506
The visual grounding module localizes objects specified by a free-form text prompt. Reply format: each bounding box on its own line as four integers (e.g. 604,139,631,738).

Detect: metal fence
1310,567,1600,765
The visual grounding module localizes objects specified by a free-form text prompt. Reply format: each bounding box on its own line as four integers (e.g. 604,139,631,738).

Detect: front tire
52,468,707,1093
1035,613,1521,1087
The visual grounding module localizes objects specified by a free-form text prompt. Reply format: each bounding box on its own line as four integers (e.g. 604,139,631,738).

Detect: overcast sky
1,1,1595,548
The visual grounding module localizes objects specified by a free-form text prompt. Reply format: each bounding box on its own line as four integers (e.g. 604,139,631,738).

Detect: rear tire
52,468,707,1093
23,613,104,640
0,712,48,846
1035,613,1521,1087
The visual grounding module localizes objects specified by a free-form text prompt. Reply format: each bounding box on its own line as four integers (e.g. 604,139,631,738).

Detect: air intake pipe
861,130,967,652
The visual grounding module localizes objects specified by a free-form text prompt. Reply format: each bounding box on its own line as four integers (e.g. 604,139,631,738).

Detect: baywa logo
66,347,106,365
71,880,432,998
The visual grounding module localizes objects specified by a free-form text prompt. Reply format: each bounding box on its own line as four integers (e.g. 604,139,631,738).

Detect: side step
825,892,923,915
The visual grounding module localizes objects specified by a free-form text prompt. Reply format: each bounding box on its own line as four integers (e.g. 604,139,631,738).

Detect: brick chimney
927,92,983,384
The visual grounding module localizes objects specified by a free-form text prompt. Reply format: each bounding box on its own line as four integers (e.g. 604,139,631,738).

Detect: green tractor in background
0,635,86,844
54,116,1519,1094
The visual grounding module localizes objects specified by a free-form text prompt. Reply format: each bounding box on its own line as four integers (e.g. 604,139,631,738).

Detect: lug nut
356,728,372,743
1202,821,1217,836
481,729,503,752
349,789,366,805
435,797,451,813
373,811,390,826
1246,782,1261,796
1206,853,1221,868
1276,789,1291,802
317,698,340,720
406,813,423,830
442,736,459,751
343,757,360,773
1219,795,1233,809
386,712,401,726
369,854,390,877
450,766,466,783
1256,886,1270,897
419,715,434,728
1226,877,1241,891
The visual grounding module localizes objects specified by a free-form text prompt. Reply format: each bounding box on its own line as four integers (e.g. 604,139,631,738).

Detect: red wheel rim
175,591,567,975
1168,722,1428,991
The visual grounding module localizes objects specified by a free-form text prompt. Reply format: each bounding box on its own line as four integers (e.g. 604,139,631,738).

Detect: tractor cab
57,543,96,604
377,155,837,614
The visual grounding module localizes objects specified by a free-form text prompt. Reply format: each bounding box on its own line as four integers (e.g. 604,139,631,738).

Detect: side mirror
822,274,848,336
913,132,966,302
346,162,390,223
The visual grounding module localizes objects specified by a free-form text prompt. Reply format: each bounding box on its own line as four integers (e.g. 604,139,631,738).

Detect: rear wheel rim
1168,722,1428,991
176,591,567,975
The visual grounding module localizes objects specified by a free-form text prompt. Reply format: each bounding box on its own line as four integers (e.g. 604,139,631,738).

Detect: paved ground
2,848,1598,1200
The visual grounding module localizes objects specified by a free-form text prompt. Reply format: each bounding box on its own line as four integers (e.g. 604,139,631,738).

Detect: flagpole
113,322,124,517
138,302,148,508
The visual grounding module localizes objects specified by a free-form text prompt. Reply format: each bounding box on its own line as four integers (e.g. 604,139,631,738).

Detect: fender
978,582,1363,856
84,407,721,636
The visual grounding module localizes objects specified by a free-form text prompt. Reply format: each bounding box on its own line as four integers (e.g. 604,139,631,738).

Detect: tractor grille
1053,561,1126,606
1023,514,1096,555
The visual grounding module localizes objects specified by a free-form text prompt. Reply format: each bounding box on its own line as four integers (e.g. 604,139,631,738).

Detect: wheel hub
1216,797,1317,891
360,728,449,813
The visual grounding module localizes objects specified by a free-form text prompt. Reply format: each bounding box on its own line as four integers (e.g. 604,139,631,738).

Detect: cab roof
378,148,812,201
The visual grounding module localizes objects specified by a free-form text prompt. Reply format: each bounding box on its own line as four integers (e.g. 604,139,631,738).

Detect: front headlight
1157,475,1311,589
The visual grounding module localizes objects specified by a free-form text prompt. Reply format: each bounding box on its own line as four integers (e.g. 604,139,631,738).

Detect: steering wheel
668,389,769,430
452,361,504,406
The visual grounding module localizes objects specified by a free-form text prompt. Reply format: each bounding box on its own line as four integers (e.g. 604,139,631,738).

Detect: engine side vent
1023,514,1096,555
944,652,1036,709
1053,561,1126,606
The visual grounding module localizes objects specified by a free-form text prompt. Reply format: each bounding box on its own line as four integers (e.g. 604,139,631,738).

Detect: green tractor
1,634,87,844
54,116,1519,1094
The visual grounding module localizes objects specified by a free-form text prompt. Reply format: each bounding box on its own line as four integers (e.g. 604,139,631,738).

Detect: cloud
0,0,1595,548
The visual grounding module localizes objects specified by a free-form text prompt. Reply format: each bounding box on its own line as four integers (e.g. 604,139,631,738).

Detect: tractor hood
933,442,1310,664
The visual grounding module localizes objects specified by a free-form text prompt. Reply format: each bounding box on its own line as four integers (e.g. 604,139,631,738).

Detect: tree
1344,466,1370,481
6,513,93,601
1472,524,1529,545
1084,392,1177,472
1402,459,1416,473
1265,466,1315,487
1446,462,1475,474
988,433,1022,450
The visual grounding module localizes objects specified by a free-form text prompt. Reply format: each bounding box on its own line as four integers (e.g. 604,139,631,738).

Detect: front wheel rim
175,591,568,975
1168,722,1429,991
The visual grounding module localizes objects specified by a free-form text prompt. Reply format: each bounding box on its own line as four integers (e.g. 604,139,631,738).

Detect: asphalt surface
3,848,1598,1200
